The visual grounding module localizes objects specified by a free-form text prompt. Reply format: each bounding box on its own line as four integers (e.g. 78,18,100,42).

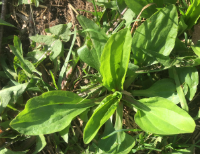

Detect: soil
3,0,101,53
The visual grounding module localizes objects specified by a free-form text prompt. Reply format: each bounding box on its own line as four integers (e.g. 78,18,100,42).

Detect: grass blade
57,27,76,90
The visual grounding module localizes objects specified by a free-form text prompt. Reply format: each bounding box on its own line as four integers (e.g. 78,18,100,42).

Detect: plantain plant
7,4,200,153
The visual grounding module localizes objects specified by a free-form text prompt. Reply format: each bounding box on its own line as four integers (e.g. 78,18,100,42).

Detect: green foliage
45,23,72,42
83,92,121,144
30,24,71,61
2,0,200,153
10,91,97,135
132,4,178,66
100,28,132,91
9,36,41,77
77,15,108,71
183,0,200,29
135,97,195,134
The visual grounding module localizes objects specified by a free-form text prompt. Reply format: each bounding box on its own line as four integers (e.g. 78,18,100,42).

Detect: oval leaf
10,91,96,135
132,79,179,104
135,97,195,135
100,28,132,91
83,92,121,144
78,45,100,71
132,4,178,66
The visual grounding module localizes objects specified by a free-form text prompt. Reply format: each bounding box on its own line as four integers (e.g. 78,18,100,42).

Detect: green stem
115,102,123,144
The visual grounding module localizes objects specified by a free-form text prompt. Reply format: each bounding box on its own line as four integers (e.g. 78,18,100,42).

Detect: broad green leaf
0,18,15,27
29,35,56,45
83,92,121,144
49,39,63,60
45,23,72,42
135,97,195,135
78,45,100,71
184,0,200,29
10,91,96,135
169,67,199,101
100,28,132,91
0,82,28,114
0,148,26,154
132,4,178,66
125,0,162,19
32,135,46,154
77,15,107,66
98,119,136,154
131,79,179,104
